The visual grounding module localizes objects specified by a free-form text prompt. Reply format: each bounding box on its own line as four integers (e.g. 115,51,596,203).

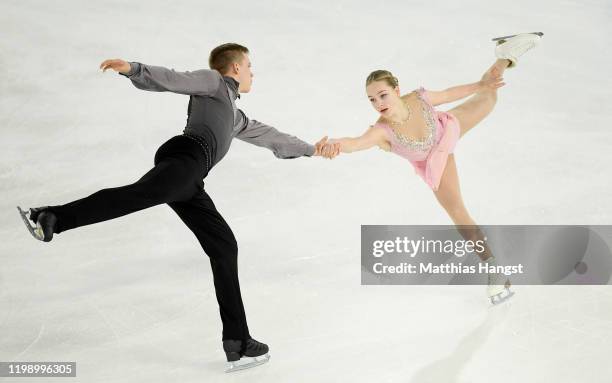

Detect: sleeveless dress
374,87,461,191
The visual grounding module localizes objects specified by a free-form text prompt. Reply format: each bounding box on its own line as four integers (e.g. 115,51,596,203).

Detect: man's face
236,53,253,93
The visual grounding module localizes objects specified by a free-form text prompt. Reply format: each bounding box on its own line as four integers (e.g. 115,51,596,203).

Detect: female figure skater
323,33,543,303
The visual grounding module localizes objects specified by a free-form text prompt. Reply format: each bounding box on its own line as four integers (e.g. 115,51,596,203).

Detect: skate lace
488,270,505,285
514,42,535,54
484,256,507,286
247,339,265,352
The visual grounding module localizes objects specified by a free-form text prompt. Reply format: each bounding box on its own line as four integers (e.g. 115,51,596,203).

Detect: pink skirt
410,111,461,191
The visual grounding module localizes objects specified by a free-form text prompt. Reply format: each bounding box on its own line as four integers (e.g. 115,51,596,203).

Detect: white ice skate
225,354,270,373
484,256,514,305
493,32,543,68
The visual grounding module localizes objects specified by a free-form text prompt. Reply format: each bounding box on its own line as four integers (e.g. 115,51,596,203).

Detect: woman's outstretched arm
327,126,388,154
425,74,505,106
426,83,480,105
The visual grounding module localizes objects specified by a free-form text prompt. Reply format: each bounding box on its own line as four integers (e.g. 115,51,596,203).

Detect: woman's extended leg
448,59,510,138
434,157,513,301
433,154,493,261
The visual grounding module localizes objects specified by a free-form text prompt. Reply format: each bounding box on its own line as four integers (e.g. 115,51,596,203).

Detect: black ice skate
223,338,270,373
17,206,57,242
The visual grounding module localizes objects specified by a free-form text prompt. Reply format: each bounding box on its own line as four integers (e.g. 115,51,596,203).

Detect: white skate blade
17,206,44,241
491,32,543,42
494,33,542,49
225,353,270,373
489,287,515,305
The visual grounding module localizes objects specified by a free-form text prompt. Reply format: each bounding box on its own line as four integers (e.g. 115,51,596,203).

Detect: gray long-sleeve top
120,62,315,170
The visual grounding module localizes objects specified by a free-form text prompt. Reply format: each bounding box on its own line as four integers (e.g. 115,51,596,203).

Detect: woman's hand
99,59,131,74
314,136,340,159
321,141,341,159
479,67,506,91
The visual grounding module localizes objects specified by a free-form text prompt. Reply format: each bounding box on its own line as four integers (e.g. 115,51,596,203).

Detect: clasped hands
313,136,341,159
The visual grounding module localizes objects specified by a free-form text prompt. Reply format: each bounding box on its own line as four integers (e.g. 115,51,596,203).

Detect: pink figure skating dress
374,87,461,191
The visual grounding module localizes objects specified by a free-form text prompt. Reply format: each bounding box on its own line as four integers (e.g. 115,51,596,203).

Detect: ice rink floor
2,0,611,382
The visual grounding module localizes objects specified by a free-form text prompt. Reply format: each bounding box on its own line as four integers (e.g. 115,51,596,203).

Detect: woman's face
366,81,401,118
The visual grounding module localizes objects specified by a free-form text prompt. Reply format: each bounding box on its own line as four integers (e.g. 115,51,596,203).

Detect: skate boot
492,32,543,68
483,256,514,305
223,337,270,373
17,206,57,242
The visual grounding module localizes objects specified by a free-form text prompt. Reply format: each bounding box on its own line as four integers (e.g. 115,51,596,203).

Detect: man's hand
321,142,340,159
313,136,340,159
99,59,131,74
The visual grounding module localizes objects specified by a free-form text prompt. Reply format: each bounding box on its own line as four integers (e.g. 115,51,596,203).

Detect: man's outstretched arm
236,117,333,159
100,58,221,96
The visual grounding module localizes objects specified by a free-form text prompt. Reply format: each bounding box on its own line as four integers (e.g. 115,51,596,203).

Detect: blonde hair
366,70,399,88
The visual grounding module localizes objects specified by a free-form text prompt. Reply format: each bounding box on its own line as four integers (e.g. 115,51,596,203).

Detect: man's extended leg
168,189,250,341
36,154,202,234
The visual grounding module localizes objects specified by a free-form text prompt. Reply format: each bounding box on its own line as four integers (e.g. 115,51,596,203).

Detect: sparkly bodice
385,87,438,154
373,87,461,192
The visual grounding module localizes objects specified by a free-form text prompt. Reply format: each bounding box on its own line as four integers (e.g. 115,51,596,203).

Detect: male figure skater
17,43,338,372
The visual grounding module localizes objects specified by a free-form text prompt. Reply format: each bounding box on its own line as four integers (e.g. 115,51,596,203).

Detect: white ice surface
1,0,612,382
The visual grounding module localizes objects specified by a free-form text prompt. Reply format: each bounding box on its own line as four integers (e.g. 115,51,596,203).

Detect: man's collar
223,76,240,100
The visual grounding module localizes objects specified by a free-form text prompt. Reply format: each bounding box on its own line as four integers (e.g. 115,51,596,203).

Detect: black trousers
48,135,250,341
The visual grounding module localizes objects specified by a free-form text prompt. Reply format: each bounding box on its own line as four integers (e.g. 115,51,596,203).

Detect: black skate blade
225,354,270,373
492,32,543,42
17,206,44,241
489,288,515,305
